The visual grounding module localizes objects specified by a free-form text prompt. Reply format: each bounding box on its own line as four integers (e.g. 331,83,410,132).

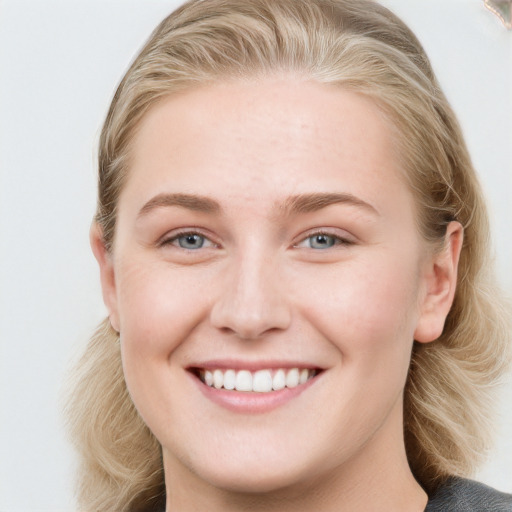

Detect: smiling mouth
190,367,320,393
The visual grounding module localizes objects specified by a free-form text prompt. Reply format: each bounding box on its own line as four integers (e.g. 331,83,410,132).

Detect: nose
210,251,292,340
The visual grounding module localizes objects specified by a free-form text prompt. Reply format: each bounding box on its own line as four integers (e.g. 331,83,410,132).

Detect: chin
202,467,307,495
180,447,318,495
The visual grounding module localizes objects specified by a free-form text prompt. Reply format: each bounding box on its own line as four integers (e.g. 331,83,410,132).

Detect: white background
0,1,510,510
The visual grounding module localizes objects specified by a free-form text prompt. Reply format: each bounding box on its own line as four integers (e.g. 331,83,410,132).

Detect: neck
166,467,426,512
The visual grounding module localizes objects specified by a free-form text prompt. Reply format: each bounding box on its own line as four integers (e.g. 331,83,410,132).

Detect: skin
92,77,463,512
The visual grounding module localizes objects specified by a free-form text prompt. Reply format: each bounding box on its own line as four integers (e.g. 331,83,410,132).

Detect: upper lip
187,360,324,372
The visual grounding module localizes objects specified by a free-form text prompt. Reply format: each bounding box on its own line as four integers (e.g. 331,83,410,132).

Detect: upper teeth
200,368,315,393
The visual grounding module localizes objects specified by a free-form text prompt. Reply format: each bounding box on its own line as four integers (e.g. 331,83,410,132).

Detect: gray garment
425,477,512,511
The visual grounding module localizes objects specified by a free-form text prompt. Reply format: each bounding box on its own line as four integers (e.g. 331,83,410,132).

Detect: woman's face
94,77,457,495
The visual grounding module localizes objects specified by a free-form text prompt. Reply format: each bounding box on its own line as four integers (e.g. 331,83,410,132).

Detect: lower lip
189,372,320,414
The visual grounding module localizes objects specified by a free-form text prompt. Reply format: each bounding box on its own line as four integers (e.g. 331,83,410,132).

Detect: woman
66,0,512,510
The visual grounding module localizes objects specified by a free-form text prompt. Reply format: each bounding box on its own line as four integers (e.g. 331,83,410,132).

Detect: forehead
121,77,413,222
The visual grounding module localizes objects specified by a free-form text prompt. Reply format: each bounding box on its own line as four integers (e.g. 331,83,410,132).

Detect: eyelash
160,229,353,251
160,230,218,250
293,230,354,250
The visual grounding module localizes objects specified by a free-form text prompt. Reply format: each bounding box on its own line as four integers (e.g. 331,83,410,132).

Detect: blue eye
162,232,216,250
176,233,206,249
308,234,337,249
294,231,352,250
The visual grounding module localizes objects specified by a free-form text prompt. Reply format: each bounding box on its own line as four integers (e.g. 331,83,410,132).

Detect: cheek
116,259,209,352
295,254,420,357
115,259,211,431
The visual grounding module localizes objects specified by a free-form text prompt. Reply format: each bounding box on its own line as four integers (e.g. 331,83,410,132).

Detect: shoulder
425,477,512,512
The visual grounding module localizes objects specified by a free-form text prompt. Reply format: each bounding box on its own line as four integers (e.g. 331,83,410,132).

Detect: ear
414,221,464,343
90,223,120,332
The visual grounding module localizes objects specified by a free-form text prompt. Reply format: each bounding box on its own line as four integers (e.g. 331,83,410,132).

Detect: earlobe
414,221,464,344
90,223,120,332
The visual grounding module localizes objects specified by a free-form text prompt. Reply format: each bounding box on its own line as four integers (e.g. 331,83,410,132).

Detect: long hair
65,1,511,510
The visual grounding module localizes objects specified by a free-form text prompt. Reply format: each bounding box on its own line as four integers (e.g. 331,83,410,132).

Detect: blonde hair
65,0,511,510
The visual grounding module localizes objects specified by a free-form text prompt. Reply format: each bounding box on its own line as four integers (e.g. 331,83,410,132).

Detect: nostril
210,308,292,340
209,267,292,339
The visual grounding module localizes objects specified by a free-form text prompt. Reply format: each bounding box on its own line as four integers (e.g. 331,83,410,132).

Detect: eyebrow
138,193,221,218
137,191,379,219
281,192,379,216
